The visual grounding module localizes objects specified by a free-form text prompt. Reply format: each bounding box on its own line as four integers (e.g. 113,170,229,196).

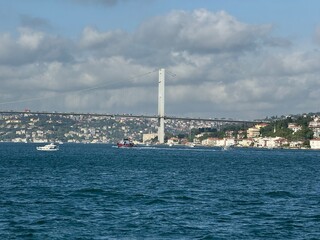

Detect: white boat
222,144,234,151
222,146,229,151
36,143,59,151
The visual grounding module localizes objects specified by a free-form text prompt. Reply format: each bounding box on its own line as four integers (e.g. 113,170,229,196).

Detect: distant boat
117,138,135,148
186,142,195,148
222,146,229,151
222,144,234,151
36,143,59,151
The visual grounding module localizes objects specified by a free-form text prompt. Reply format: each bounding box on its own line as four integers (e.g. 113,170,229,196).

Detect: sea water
0,143,320,239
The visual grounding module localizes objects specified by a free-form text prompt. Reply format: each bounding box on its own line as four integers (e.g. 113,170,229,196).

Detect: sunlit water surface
1,143,320,239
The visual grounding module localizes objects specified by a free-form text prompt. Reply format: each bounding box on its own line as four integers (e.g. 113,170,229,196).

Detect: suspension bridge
0,69,267,143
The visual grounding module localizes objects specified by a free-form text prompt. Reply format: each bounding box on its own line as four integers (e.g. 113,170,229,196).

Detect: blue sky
0,0,320,119
2,0,318,38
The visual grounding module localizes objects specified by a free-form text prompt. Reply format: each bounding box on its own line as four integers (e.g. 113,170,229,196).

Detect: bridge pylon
158,68,165,144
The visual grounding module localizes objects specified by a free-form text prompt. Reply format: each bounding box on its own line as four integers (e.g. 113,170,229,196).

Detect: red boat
117,138,135,148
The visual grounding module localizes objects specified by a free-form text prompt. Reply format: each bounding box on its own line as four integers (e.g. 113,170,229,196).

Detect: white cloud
0,29,73,65
79,27,127,49
0,9,320,119
17,28,45,50
134,9,273,54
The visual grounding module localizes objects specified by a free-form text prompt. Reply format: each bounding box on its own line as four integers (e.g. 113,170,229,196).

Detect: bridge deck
0,111,267,124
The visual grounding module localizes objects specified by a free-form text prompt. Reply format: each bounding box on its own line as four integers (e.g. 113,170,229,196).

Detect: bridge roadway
0,111,267,124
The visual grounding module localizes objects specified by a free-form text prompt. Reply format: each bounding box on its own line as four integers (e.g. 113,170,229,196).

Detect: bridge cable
0,69,158,106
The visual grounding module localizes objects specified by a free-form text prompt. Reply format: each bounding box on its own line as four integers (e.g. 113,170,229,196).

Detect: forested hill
261,114,317,141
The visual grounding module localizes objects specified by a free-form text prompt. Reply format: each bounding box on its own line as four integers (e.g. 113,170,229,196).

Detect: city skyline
1,0,320,120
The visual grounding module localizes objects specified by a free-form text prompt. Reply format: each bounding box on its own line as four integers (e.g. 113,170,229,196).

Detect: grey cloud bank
0,9,319,119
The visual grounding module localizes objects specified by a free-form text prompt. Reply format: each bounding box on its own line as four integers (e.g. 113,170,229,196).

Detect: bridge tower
158,68,165,144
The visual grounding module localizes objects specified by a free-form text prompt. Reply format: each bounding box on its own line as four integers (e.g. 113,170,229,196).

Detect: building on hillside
6,119,21,124
193,137,201,144
288,123,302,133
195,133,205,138
247,127,260,138
255,123,269,129
225,131,234,138
237,130,246,139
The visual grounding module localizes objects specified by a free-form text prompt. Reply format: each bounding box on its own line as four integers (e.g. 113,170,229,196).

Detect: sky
1,0,320,120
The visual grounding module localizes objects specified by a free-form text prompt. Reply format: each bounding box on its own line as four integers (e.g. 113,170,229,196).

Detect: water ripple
1,143,320,239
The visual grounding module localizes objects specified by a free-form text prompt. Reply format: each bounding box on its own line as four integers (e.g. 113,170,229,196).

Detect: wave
265,190,297,198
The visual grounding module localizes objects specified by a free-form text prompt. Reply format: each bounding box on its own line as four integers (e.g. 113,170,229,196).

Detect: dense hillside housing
1,112,320,149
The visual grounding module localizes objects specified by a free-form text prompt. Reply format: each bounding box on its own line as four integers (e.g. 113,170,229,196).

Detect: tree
291,127,314,141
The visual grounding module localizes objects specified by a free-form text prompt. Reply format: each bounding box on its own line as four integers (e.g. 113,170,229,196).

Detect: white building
289,141,304,148
309,117,320,138
217,138,235,147
310,139,320,149
247,127,260,138
237,139,254,147
288,123,302,133
201,137,219,146
142,133,158,143
167,137,179,145
201,138,235,147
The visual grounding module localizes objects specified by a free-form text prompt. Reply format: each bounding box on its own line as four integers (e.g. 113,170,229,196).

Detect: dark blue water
1,143,320,239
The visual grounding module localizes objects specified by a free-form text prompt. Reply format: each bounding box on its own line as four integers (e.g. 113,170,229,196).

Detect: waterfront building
254,137,288,148
310,139,320,149
167,137,179,145
289,141,304,148
142,133,158,144
309,117,320,138
237,138,254,147
201,137,219,146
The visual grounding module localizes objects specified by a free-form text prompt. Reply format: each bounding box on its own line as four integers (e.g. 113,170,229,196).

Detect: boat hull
36,143,59,151
117,143,135,148
117,138,135,148
36,148,59,151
